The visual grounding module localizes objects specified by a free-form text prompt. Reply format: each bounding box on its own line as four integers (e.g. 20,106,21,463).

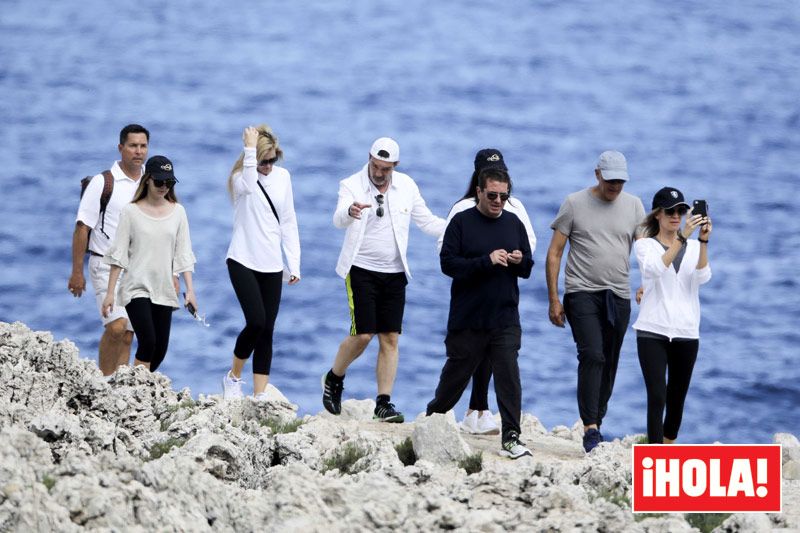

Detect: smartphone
692,200,708,218
183,292,196,315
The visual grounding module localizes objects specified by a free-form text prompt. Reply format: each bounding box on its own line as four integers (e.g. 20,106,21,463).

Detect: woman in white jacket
222,125,301,401
633,186,712,444
437,149,536,435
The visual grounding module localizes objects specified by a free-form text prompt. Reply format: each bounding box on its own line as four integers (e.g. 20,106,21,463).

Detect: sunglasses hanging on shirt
375,194,385,217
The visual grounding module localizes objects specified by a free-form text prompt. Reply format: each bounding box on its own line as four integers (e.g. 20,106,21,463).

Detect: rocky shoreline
1,321,797,532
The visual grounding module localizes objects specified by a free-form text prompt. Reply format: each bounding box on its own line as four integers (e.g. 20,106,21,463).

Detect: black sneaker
499,431,532,459
321,372,343,415
373,402,404,423
583,428,603,453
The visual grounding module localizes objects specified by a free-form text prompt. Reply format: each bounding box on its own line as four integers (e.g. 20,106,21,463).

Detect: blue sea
2,1,798,443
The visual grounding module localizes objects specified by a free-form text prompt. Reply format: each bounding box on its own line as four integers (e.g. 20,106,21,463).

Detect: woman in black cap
102,155,197,372
437,148,536,435
632,187,712,443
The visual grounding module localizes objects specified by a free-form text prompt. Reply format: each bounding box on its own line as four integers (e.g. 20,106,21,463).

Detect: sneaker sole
373,414,404,423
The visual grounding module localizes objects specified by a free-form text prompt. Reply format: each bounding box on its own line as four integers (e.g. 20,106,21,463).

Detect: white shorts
88,255,133,331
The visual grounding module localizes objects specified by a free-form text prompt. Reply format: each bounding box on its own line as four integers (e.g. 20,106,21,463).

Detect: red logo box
632,444,782,513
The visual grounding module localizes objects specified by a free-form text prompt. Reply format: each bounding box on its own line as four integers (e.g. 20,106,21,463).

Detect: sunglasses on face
152,178,177,188
375,194,385,217
258,157,279,166
485,191,510,202
664,206,688,216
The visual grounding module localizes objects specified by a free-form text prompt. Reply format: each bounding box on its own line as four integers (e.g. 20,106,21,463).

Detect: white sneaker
459,411,479,434
254,392,269,402
476,411,500,435
222,371,244,400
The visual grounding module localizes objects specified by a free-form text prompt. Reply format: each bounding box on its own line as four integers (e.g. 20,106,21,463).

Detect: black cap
474,148,508,173
145,155,179,182
652,187,689,210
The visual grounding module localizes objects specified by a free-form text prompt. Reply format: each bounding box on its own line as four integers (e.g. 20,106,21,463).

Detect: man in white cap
545,150,645,452
322,137,446,422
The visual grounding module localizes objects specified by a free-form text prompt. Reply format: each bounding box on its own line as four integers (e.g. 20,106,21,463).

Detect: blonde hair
227,123,284,200
639,208,661,238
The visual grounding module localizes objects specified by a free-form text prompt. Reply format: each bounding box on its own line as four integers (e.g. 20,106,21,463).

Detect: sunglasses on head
258,157,279,166
375,194,385,217
664,206,688,216
152,178,177,188
485,191,510,202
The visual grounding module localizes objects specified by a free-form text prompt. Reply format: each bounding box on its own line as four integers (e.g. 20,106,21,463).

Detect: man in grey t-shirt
545,150,646,453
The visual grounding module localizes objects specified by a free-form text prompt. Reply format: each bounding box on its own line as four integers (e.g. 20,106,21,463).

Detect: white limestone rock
339,398,376,421
412,411,471,464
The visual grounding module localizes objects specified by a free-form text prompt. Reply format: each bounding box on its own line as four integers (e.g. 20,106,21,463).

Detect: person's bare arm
68,222,90,297
546,230,568,327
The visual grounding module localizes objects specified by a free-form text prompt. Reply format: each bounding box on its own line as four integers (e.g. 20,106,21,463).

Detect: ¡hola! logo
632,444,782,513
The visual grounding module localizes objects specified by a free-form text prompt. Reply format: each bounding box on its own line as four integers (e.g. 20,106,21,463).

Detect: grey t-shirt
550,188,646,299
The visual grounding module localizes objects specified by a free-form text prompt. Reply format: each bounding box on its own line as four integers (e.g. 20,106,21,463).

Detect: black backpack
79,170,114,246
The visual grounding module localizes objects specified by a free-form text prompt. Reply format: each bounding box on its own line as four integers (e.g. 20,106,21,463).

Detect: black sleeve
509,220,534,279
440,214,492,280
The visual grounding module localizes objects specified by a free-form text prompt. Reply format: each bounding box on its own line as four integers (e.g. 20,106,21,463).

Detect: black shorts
346,265,407,335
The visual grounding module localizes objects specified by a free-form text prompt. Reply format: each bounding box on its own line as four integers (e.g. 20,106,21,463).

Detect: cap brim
662,201,689,210
150,171,178,182
600,169,629,181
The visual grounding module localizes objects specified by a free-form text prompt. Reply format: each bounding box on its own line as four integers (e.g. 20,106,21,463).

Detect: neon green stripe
346,274,357,335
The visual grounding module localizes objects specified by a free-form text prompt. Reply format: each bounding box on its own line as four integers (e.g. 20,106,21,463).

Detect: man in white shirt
68,124,149,376
322,137,446,422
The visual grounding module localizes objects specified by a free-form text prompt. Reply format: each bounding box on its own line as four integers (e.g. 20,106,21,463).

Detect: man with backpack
68,124,150,376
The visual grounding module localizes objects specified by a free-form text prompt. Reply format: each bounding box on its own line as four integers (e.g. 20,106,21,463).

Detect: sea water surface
1,1,798,443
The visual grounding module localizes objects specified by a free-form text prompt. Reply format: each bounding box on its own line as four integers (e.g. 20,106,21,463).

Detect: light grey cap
596,150,629,181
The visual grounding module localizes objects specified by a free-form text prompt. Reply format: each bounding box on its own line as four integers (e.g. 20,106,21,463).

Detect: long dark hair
459,168,515,203
131,174,179,204
640,208,661,238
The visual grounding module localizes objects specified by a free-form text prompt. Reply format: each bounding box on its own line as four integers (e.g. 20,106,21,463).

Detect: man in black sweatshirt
426,168,534,459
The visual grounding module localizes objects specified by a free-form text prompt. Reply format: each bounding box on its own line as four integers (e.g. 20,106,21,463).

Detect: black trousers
637,336,699,443
427,326,522,439
564,290,631,427
125,297,173,372
227,259,283,375
469,359,492,411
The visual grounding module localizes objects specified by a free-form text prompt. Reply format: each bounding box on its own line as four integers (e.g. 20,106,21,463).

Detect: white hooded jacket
632,237,712,340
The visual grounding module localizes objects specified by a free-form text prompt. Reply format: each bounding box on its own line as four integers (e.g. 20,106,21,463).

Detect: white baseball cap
370,137,400,163
596,150,629,181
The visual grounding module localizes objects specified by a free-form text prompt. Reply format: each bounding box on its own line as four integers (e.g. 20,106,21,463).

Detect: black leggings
637,336,699,443
126,297,173,372
227,259,282,375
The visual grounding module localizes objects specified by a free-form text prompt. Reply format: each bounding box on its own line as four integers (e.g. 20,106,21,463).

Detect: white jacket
632,238,712,340
334,164,446,279
226,148,301,279
436,197,537,254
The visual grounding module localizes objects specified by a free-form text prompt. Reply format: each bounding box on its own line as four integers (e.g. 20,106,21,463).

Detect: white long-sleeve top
436,197,537,254
333,164,446,279
632,238,712,340
103,203,195,308
226,147,301,279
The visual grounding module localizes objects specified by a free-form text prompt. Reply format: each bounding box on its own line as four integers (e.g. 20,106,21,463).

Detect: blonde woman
633,186,712,444
222,125,301,400
102,156,196,372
